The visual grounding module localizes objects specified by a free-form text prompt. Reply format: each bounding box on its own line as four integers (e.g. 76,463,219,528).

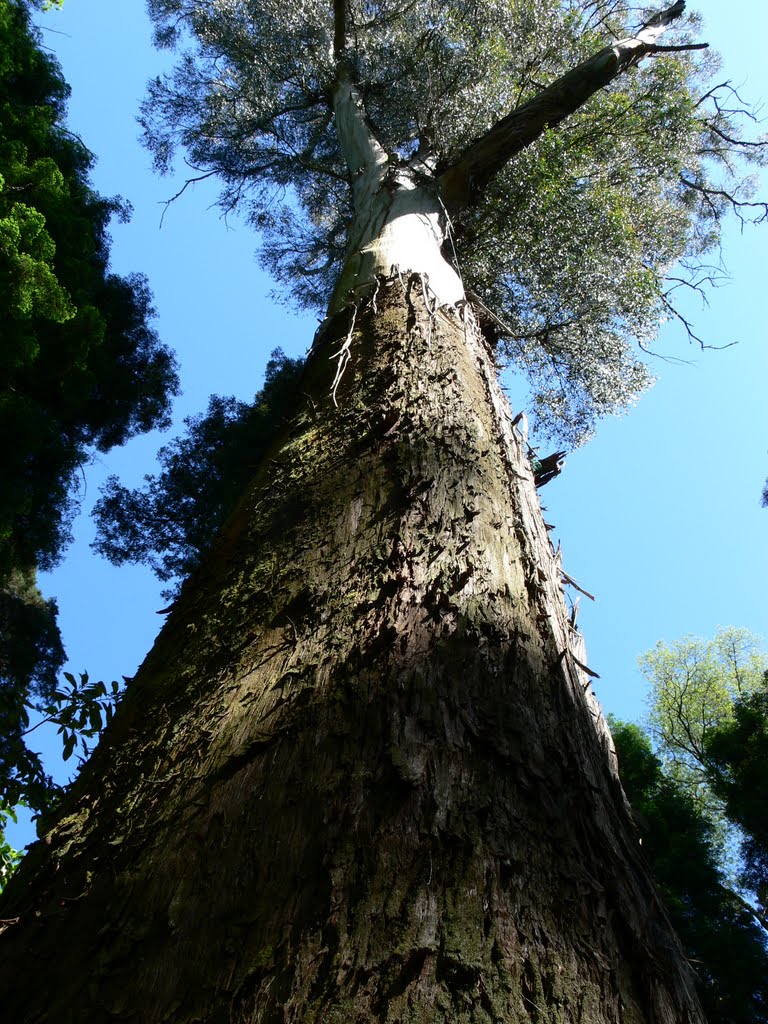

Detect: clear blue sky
10,0,767,847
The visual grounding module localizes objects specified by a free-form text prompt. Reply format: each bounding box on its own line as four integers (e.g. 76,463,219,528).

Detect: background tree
642,627,766,794
0,0,178,843
612,719,768,1024
0,2,765,1020
0,0,178,579
641,627,768,925
92,349,304,596
703,680,768,918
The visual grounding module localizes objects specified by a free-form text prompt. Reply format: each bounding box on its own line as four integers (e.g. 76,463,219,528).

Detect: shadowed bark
0,278,705,1022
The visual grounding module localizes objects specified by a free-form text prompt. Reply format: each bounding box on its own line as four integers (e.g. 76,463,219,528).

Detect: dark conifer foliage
613,720,768,1024
0,0,178,824
92,349,304,596
0,0,179,580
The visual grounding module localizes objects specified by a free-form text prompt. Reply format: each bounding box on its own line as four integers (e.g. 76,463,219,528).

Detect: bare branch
648,43,708,53
332,0,347,64
680,175,768,225
331,73,388,180
695,80,761,118
722,885,768,934
158,170,217,226
656,291,737,351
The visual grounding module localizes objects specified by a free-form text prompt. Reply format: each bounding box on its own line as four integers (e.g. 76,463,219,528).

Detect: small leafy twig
23,672,123,763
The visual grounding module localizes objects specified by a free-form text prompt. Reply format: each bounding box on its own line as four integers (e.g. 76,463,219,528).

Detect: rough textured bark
0,278,704,1022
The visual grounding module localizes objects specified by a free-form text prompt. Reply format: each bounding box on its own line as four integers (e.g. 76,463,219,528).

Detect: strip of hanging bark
561,570,596,601
571,653,601,679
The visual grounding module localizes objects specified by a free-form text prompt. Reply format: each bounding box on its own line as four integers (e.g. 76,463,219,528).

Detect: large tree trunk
0,276,704,1022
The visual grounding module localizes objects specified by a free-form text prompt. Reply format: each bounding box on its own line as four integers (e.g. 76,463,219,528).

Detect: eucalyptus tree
0,2,764,1021
142,0,763,442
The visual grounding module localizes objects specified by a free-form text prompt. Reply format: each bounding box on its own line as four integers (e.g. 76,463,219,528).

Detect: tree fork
0,278,704,1022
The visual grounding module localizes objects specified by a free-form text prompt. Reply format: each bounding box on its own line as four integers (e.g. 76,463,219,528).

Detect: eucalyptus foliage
143,0,765,442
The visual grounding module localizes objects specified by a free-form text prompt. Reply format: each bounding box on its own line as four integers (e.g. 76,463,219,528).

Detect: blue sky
9,0,767,847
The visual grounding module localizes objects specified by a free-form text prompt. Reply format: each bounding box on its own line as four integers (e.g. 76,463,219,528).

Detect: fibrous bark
0,277,704,1023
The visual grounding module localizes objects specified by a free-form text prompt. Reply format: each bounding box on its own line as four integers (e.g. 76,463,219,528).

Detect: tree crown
143,0,766,442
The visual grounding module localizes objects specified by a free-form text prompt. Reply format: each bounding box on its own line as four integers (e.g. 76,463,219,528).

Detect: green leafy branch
0,673,122,890
22,671,123,763
0,803,25,892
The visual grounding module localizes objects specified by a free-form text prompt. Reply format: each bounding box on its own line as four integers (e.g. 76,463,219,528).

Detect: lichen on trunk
0,276,704,1023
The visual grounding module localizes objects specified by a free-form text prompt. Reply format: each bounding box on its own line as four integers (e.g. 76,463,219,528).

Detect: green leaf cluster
0,567,65,818
36,670,122,764
0,569,107,822
612,720,768,1023
1,604,121,785
0,802,25,893
0,663,121,887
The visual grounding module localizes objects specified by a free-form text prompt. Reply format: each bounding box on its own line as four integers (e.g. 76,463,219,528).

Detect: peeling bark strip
0,278,704,1022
